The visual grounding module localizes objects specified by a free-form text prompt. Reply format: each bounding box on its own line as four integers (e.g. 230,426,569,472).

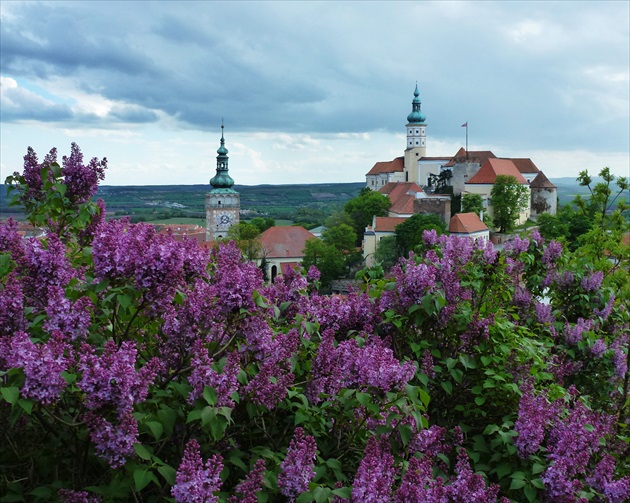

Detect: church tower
404,83,427,184
205,123,240,242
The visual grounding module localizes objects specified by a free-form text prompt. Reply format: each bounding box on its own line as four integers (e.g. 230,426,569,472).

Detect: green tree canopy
301,238,345,291
374,235,399,270
322,223,357,253
490,175,529,233
249,217,275,234
461,193,484,218
394,213,447,256
226,222,262,260
344,188,391,245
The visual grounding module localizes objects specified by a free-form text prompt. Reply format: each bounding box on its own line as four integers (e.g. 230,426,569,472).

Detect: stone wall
413,196,452,224
531,188,557,217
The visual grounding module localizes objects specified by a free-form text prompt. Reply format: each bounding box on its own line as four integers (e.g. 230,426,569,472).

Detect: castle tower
205,123,240,242
404,83,427,184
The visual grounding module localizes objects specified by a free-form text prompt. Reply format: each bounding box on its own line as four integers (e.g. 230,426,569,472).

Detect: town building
258,226,315,282
449,212,489,241
206,124,240,242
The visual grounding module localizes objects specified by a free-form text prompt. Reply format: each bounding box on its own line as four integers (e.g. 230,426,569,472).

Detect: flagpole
461,121,469,159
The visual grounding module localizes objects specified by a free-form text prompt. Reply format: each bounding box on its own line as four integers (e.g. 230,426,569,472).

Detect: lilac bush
1,145,629,502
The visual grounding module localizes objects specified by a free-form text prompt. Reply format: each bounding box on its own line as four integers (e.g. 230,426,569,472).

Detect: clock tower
206,123,240,242
404,83,427,184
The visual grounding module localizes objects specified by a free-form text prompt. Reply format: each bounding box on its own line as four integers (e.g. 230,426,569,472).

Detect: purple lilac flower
535,302,555,325
43,285,92,340
352,436,396,503
587,454,616,493
505,236,530,255
542,240,563,265
590,339,607,358
423,229,439,246
421,350,436,379
3,331,70,404
228,458,266,503
58,489,102,503
188,341,240,407
580,271,604,292
0,218,26,265
308,291,380,335
21,233,75,305
555,270,575,290
0,273,25,337
395,456,447,503
78,340,158,413
307,330,354,402
446,448,501,502
593,294,615,320
603,477,630,503
278,428,317,502
352,337,416,391
17,146,56,202
564,318,593,345
408,424,449,458
513,286,532,308
610,337,628,379
542,394,615,501
61,143,107,205
307,265,321,282
514,380,558,458
85,411,138,468
246,359,294,409
172,439,223,503
530,228,544,247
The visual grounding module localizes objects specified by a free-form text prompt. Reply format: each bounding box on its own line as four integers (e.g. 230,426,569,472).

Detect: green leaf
509,478,526,490
441,381,453,395
146,421,163,440
475,396,486,406
17,399,33,414
134,468,155,491
418,388,430,407
332,487,352,499
1,387,19,404
158,465,177,485
133,443,152,461
158,406,177,435
524,484,538,502
28,487,52,499
203,386,218,406
313,486,332,503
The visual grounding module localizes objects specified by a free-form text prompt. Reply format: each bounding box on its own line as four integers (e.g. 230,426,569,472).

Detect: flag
461,122,468,128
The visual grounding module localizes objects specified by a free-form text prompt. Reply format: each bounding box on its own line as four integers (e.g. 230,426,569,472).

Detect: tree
301,238,345,290
394,213,447,255
344,188,391,245
322,223,357,253
374,235,399,270
461,193,484,218
226,222,262,260
249,217,275,234
490,175,529,233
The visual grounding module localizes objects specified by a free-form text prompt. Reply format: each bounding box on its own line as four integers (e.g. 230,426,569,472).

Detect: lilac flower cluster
228,458,266,503
0,273,25,337
21,233,75,306
0,218,26,264
2,331,70,404
394,456,446,502
542,391,615,501
92,219,209,310
445,448,501,502
78,340,158,414
564,318,593,345
514,380,559,458
44,285,93,340
308,290,380,336
17,146,56,202
58,489,102,503
172,439,223,503
188,340,240,407
278,428,317,502
245,329,299,409
351,436,395,502
85,411,139,469
308,333,415,401
61,143,107,205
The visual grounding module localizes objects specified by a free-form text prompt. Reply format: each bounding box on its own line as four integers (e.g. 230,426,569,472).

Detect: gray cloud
0,1,627,155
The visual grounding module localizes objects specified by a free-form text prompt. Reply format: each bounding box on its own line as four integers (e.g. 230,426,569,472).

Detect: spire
407,83,426,124
210,122,235,189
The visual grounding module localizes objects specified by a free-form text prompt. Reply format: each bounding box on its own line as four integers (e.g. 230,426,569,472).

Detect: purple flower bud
278,428,317,502
172,439,223,503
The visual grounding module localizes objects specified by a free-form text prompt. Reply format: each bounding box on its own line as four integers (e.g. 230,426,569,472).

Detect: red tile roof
374,217,408,232
259,226,315,258
443,148,497,167
529,171,556,188
466,158,528,184
379,182,423,215
507,158,540,174
449,213,488,234
366,157,404,175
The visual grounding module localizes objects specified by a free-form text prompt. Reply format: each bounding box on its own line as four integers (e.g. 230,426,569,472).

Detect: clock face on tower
215,211,233,227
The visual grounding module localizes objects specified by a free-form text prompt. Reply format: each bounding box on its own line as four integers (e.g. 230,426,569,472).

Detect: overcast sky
1,1,628,186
